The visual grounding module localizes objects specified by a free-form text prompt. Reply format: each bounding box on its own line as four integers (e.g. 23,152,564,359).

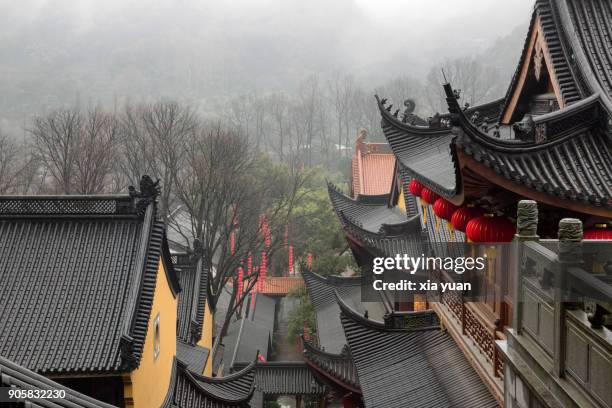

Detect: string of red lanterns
420,187,439,205
410,178,519,244
408,179,424,197
236,266,244,303
288,245,294,276
584,223,612,240
451,204,484,232
433,197,459,234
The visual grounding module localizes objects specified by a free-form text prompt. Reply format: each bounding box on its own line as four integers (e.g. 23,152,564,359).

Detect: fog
0,0,533,134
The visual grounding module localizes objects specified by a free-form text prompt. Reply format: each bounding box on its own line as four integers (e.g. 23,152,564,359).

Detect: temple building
173,246,215,376
350,129,396,199
0,356,116,408
323,0,612,407
0,177,182,407
162,358,256,408
0,177,258,407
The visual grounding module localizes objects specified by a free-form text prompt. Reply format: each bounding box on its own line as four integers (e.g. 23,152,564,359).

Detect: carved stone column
513,200,539,333
554,218,583,377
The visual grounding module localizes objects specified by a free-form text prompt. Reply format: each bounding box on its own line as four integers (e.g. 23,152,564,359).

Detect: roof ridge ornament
128,175,161,214
119,334,137,370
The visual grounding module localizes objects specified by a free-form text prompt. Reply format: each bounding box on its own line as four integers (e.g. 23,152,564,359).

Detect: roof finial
441,68,448,84
139,175,161,198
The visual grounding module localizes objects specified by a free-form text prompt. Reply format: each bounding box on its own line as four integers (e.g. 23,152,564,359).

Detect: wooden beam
501,16,565,124
458,150,612,218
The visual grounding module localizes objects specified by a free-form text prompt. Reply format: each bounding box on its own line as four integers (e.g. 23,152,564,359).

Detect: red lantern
433,198,459,221
408,179,424,197
236,267,244,301
584,223,612,240
451,204,483,232
420,188,439,205
466,214,516,243
259,252,267,291
288,245,294,276
307,253,313,268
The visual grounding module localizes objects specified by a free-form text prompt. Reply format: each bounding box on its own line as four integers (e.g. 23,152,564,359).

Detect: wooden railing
441,289,505,379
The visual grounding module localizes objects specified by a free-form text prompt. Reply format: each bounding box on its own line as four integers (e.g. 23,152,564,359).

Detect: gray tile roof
222,295,276,372
447,84,612,208
0,188,179,374
175,251,209,344
0,355,116,408
303,339,360,392
334,208,425,260
162,358,255,408
376,96,462,200
327,183,406,233
561,0,612,111
234,361,326,397
177,340,210,375
501,0,582,117
379,78,612,209
302,268,386,354
337,295,498,408
327,182,426,261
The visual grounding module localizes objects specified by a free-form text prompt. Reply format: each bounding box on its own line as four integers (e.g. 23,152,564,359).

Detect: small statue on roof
402,99,420,124
513,114,535,140
428,113,443,128
403,99,416,114
139,175,161,198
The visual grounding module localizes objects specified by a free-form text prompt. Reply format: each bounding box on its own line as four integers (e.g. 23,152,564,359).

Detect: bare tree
141,100,196,216
424,57,502,114
172,124,308,338
73,108,120,194
0,131,21,193
297,75,320,166
30,109,81,193
118,100,197,215
329,72,354,156
349,88,380,140
268,92,289,162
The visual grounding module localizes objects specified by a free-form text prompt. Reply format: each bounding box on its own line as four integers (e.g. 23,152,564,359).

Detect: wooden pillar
513,200,539,333
554,218,583,377
296,394,302,408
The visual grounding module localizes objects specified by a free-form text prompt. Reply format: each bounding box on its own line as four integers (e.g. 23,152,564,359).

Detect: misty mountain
0,0,531,135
